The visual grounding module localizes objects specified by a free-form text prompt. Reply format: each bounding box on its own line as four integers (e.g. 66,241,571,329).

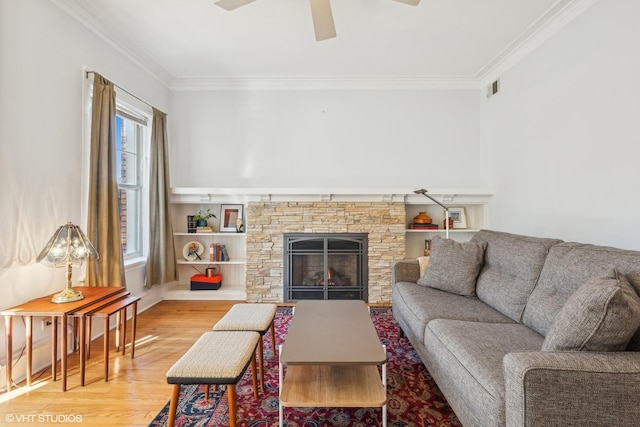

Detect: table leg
61,314,67,392
130,302,137,359
52,316,58,382
25,316,33,387
120,309,126,355
79,316,86,386
103,317,110,381
4,316,12,392
87,317,92,359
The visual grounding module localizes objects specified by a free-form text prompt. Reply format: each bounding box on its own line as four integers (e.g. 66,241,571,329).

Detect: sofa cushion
625,272,640,350
522,242,640,342
423,320,544,426
542,271,640,352
417,236,487,296
471,230,563,322
392,282,514,343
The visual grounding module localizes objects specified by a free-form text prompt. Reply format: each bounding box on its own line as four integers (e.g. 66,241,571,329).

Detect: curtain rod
85,70,154,110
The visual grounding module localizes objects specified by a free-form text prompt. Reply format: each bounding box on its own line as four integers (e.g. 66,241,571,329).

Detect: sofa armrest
392,260,420,284
504,351,640,427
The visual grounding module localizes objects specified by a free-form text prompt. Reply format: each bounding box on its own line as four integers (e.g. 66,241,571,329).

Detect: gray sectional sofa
392,229,640,427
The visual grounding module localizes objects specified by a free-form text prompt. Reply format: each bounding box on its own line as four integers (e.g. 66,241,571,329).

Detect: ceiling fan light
310,0,336,41
215,0,256,12
393,0,421,6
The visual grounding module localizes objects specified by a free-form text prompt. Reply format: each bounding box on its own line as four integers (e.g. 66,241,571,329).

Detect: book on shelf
187,215,197,233
411,224,439,229
208,243,231,262
196,226,214,233
220,244,230,262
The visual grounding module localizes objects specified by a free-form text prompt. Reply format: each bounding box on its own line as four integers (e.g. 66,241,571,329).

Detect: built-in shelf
176,259,247,265
167,196,247,301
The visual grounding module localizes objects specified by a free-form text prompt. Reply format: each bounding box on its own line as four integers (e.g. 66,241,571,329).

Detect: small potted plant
194,209,216,227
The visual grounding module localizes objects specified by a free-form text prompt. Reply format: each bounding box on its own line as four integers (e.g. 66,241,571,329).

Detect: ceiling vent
487,79,500,98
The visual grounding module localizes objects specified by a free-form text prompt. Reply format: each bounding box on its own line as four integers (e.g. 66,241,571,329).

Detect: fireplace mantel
171,187,492,204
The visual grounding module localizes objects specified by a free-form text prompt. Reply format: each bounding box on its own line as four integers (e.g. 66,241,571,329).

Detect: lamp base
51,288,84,304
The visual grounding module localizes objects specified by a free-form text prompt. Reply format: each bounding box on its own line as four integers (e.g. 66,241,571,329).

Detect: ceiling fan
214,0,421,41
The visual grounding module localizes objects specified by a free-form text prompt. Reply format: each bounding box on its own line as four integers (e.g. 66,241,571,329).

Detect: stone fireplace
245,201,406,303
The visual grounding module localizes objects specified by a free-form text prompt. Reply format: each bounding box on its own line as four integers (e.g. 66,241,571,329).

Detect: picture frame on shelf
448,207,467,229
220,204,244,232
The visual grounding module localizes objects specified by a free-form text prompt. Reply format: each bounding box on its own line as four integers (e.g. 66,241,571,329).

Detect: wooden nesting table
2,286,127,392
278,300,387,427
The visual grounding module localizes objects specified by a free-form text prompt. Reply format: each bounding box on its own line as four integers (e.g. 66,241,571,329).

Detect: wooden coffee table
278,300,387,427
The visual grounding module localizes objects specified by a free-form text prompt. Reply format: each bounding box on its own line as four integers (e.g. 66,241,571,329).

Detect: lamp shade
37,222,98,266
37,222,99,303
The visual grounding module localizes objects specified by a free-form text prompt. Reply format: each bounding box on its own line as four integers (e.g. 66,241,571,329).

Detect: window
115,108,147,260
84,75,151,264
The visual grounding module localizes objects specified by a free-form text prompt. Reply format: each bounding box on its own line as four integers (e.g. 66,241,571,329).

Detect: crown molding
169,75,481,91
53,0,595,92
476,0,598,86
52,0,172,88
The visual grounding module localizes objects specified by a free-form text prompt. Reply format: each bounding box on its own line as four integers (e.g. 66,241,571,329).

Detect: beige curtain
146,108,178,288
86,73,127,288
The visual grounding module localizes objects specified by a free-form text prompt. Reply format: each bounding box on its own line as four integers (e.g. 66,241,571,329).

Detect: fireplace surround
245,201,407,303
283,233,368,302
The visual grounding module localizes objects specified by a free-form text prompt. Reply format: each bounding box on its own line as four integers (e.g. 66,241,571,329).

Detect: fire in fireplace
283,233,368,302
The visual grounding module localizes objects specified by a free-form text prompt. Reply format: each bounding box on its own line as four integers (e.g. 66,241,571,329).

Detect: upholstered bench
166,331,260,427
213,303,277,390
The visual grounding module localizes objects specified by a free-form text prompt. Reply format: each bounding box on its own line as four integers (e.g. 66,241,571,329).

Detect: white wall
480,0,640,250
0,0,170,388
170,89,481,189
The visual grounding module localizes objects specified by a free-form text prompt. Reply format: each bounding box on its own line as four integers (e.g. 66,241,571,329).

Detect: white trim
52,0,172,87
169,76,481,91
476,0,599,86
55,0,595,92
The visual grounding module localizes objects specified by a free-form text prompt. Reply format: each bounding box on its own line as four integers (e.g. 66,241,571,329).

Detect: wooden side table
2,286,127,392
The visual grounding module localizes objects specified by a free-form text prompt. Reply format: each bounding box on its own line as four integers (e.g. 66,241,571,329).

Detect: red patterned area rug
149,307,462,427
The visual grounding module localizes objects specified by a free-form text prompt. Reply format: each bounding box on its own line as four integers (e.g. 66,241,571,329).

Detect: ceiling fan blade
215,0,256,11
310,0,336,41
393,0,421,5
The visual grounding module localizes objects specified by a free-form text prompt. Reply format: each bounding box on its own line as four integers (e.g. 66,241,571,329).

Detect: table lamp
36,222,99,303
413,189,450,239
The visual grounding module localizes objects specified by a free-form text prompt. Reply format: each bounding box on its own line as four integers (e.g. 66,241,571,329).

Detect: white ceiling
53,0,591,88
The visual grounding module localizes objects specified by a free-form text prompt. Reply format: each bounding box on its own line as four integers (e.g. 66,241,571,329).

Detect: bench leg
167,384,180,427
258,338,264,391
251,351,258,400
203,384,210,400
270,321,276,350
228,384,237,427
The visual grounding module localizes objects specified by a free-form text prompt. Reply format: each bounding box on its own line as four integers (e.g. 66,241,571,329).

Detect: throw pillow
542,270,640,352
416,256,430,277
416,236,487,296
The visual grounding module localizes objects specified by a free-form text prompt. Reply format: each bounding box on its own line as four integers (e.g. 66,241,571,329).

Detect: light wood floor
0,300,243,426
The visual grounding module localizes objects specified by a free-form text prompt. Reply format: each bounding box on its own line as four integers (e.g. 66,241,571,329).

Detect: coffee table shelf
280,364,386,408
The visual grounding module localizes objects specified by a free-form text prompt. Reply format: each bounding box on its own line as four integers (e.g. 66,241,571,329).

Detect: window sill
125,256,147,270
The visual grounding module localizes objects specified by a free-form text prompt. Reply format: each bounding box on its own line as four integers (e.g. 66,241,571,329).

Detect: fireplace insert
283,233,368,302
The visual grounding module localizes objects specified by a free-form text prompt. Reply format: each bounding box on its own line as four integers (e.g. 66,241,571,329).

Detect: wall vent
487,79,500,98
